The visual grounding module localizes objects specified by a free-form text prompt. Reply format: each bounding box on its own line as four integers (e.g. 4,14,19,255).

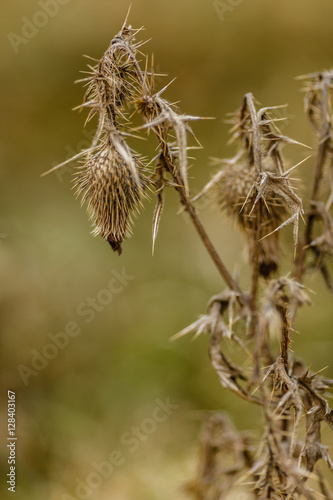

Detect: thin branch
160,151,250,308
245,94,262,312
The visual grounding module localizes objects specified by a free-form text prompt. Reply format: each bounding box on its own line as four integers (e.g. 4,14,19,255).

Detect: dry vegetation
49,15,333,499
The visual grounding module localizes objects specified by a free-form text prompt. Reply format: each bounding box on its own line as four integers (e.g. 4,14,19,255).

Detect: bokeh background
1,0,333,498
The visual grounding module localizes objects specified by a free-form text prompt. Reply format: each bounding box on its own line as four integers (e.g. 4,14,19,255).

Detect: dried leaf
152,191,164,255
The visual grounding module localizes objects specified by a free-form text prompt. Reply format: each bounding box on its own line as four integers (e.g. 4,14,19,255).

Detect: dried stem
245,94,263,363
245,93,262,176
160,150,250,308
276,305,290,373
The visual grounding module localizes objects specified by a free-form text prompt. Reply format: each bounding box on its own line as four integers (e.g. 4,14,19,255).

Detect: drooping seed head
74,138,145,253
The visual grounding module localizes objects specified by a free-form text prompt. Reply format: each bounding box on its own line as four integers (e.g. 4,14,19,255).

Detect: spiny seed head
215,157,286,278
82,53,134,123
74,139,145,254
80,26,144,126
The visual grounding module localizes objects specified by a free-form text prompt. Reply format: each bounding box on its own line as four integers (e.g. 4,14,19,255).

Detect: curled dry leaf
171,290,248,342
171,291,259,401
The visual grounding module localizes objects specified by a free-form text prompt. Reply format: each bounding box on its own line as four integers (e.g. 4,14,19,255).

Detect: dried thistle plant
48,16,333,499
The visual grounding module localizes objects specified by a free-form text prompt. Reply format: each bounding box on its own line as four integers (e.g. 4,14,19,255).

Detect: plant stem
161,152,250,308
137,61,249,306
277,306,290,372
246,93,262,309
244,94,262,378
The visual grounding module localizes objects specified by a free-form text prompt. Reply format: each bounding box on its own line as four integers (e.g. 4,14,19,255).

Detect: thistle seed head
77,23,145,136
79,49,135,135
215,158,286,278
74,138,145,253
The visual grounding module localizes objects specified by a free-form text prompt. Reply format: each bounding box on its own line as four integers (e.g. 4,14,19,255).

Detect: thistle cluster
48,14,200,255
49,18,333,500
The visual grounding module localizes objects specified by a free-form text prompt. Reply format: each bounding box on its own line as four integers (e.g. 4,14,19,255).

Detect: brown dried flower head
74,136,145,254
195,95,306,278
215,157,286,278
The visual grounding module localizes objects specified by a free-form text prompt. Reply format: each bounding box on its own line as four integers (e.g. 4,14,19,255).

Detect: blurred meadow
1,0,333,498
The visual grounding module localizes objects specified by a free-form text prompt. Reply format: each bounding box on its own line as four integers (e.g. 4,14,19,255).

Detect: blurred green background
1,0,333,498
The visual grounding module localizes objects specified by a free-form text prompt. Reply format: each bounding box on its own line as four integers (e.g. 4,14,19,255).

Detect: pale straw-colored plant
47,15,333,498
